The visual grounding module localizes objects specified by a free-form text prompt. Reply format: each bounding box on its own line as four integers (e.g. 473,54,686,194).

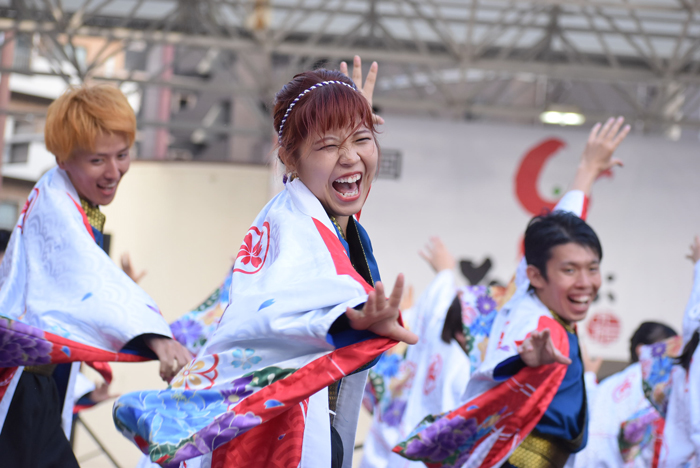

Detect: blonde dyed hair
45,85,136,163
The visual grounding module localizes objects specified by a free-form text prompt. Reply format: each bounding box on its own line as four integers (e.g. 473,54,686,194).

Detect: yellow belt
508,431,571,468
24,364,57,377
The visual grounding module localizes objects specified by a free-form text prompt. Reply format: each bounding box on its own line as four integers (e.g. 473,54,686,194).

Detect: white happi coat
657,260,700,468
464,189,585,401
114,178,397,468
0,168,172,437
361,269,470,468
574,363,656,468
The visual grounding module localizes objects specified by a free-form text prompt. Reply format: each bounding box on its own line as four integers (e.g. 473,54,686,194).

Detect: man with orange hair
0,85,191,467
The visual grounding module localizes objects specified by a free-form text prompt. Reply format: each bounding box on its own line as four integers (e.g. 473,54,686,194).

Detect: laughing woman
113,61,417,468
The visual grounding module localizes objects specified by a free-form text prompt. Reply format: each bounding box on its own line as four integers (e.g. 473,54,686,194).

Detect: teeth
570,296,590,304
335,174,361,183
337,187,359,198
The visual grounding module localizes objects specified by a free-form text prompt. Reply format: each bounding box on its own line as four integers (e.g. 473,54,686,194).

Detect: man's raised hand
518,329,572,367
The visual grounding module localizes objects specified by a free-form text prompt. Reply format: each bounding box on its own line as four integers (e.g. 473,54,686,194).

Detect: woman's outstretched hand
571,116,631,195
340,55,385,125
346,273,419,344
518,329,572,367
687,235,700,264
419,236,456,273
145,336,194,382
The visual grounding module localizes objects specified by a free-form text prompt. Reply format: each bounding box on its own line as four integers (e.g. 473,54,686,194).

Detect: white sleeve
406,269,456,333
682,261,700,345
553,190,586,218
689,344,700,459
584,371,599,408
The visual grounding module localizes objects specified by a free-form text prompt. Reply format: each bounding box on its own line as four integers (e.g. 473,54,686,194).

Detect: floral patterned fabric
618,406,663,463
170,271,232,355
640,336,683,418
393,311,570,467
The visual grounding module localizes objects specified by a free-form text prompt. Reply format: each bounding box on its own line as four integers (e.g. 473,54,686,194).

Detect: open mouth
568,295,592,306
97,182,117,194
332,173,362,200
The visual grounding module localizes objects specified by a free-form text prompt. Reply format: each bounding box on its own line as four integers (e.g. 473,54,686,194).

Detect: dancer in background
114,60,417,468
361,237,504,468
0,85,190,468
639,236,700,467
575,322,677,468
393,117,630,468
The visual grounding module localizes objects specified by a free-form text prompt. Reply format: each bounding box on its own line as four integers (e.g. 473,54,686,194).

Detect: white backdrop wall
359,115,700,361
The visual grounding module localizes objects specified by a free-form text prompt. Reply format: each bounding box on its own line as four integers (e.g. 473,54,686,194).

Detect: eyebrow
312,136,340,146
560,260,600,267
96,147,129,156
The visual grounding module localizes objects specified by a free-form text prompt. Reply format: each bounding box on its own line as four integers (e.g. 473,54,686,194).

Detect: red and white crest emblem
234,222,270,275
423,354,443,395
613,377,632,403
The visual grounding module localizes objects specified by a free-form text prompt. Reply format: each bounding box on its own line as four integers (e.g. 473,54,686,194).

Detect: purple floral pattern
174,411,262,461
221,375,255,406
171,319,204,349
0,318,52,366
619,406,660,462
476,295,497,315
382,400,407,427
404,415,478,461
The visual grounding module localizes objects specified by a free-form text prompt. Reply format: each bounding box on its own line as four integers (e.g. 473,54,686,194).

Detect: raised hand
572,116,631,195
345,273,419,344
687,235,700,264
121,252,147,284
518,329,572,367
340,55,385,125
419,236,456,273
144,336,194,383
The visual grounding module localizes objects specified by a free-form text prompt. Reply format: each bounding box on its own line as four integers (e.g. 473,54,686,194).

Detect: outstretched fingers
352,55,363,89
597,117,616,140
553,348,573,365
611,122,631,148
588,122,602,143
387,274,404,310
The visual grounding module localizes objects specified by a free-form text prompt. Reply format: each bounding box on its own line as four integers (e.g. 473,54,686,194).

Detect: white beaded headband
277,80,358,144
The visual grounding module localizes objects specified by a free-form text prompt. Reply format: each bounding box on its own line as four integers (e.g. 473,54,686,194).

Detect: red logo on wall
515,138,564,216
423,354,443,396
587,311,621,345
234,222,270,275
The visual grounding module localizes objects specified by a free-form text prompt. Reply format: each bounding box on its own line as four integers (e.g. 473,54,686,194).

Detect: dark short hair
0,229,10,253
524,211,602,281
630,321,677,362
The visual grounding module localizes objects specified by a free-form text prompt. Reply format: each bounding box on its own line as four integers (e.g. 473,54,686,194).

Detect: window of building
9,142,30,163
0,201,18,230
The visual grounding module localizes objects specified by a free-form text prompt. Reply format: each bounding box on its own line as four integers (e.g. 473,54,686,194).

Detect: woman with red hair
114,59,417,468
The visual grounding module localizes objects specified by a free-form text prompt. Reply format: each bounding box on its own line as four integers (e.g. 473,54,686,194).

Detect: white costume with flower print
574,363,658,468
656,260,700,468
114,179,397,468
361,269,470,468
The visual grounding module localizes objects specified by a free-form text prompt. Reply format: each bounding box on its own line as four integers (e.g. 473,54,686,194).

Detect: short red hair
273,69,378,166
45,85,136,163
